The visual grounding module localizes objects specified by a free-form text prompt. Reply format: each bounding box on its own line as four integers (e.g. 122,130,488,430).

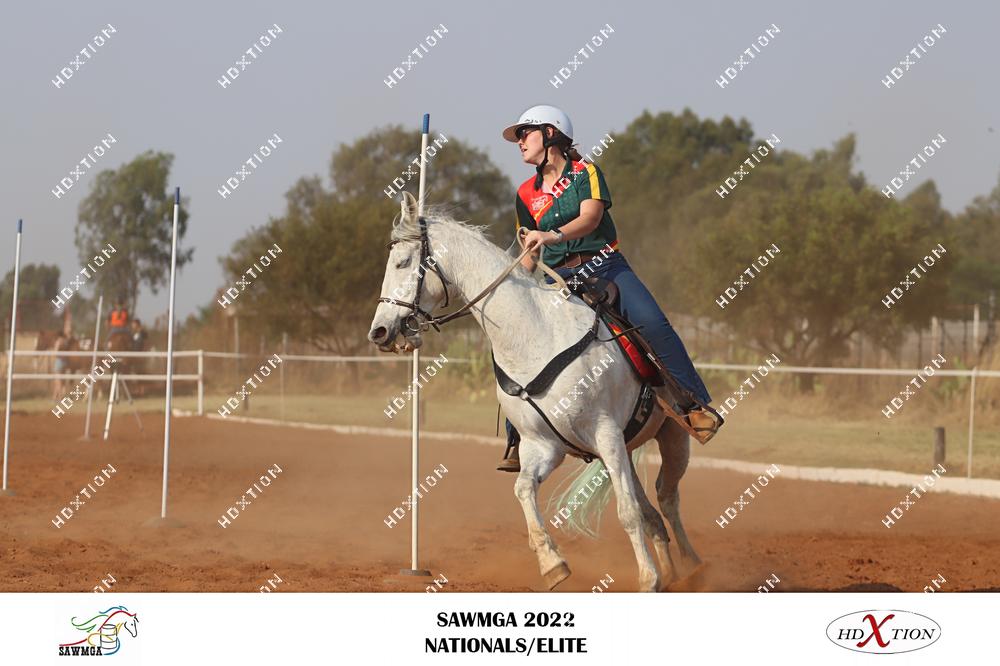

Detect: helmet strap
534,125,554,190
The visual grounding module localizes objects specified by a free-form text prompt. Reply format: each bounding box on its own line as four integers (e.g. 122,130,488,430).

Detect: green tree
598,108,756,297
949,175,1000,310
0,263,62,332
674,134,950,389
75,151,192,312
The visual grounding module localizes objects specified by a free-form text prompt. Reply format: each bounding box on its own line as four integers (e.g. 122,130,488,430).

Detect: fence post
197,349,204,416
967,367,977,479
280,332,287,421
933,426,945,467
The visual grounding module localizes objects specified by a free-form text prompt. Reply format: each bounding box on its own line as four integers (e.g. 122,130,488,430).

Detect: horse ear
401,191,419,222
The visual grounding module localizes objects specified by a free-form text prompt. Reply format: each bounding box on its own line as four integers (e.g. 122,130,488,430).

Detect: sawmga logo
826,610,940,654
57,605,139,657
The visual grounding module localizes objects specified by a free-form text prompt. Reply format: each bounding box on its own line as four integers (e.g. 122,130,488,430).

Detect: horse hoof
542,562,571,590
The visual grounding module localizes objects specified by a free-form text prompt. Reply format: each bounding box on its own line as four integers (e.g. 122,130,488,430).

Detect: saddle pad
604,317,662,384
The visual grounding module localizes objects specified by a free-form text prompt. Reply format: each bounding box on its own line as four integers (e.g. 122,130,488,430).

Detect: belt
553,251,602,269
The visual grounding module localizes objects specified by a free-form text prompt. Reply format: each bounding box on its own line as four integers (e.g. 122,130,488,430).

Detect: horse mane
390,205,491,245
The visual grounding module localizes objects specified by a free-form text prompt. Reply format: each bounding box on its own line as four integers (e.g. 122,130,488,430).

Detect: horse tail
545,447,646,539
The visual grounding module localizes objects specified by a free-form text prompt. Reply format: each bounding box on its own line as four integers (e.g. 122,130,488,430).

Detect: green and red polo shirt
515,159,618,267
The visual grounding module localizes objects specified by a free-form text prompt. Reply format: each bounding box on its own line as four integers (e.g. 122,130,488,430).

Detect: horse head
368,192,451,353
122,612,139,638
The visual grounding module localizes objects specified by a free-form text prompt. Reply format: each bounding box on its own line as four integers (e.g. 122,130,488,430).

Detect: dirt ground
1,411,998,592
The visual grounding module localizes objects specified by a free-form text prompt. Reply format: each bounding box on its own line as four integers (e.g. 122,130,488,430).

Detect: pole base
398,568,432,577
143,516,184,529
0,488,15,497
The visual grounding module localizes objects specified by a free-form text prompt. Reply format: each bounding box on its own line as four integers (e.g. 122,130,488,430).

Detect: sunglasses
515,125,541,141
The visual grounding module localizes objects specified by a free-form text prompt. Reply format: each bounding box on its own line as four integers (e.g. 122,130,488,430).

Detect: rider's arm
552,199,603,240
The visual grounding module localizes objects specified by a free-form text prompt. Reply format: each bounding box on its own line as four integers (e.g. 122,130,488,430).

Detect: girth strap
492,314,602,463
492,315,600,397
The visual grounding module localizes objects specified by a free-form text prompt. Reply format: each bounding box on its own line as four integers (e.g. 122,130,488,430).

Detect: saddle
564,275,724,444
564,276,661,385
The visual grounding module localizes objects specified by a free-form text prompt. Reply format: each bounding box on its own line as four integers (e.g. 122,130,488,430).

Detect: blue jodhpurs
504,251,711,450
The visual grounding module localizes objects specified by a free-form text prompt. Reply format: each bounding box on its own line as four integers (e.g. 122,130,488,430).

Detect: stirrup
497,441,520,472
654,396,720,445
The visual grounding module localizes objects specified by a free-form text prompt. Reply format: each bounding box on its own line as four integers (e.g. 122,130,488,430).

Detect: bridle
376,217,565,336
377,217,453,334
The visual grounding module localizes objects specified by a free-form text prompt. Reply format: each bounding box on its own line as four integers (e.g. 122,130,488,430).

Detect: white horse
368,193,701,592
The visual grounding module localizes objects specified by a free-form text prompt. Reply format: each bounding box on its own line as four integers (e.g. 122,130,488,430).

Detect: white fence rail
3,351,994,478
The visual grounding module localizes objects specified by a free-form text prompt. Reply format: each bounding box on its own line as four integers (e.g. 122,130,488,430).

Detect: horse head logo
59,605,139,656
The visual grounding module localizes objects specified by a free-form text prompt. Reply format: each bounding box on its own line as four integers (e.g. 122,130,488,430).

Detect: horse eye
395,257,411,269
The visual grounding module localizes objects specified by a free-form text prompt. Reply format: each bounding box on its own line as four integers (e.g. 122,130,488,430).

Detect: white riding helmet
502,105,574,142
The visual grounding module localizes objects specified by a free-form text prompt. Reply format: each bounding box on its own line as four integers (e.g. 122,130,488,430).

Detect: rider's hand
523,229,559,254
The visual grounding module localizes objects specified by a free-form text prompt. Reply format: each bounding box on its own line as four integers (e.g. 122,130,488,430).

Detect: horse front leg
513,438,569,590
597,426,661,592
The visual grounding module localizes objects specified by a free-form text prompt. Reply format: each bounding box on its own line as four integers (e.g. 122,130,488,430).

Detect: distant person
107,301,129,342
130,319,147,351
52,331,69,401
129,319,148,395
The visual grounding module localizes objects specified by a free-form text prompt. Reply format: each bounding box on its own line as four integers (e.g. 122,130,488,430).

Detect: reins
378,221,571,333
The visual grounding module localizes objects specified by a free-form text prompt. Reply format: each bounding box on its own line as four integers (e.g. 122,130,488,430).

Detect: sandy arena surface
1,412,998,592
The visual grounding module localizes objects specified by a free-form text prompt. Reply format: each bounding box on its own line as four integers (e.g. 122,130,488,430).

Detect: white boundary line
172,410,1000,500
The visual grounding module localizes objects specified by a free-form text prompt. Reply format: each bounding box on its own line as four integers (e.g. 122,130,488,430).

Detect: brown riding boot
686,407,722,445
497,442,520,473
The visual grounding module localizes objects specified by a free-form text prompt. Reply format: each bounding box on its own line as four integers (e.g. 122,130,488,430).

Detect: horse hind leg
627,453,676,586
655,420,701,568
513,439,570,590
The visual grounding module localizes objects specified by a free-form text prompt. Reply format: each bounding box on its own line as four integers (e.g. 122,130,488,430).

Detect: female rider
497,105,720,472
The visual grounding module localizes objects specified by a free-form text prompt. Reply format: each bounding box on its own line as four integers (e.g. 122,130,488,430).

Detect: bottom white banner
6,591,990,663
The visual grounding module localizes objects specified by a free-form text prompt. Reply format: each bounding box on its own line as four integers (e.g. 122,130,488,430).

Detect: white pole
402,114,431,577
102,372,117,440
160,187,181,519
197,349,204,416
967,367,977,479
972,304,980,358
2,219,23,492
83,293,103,439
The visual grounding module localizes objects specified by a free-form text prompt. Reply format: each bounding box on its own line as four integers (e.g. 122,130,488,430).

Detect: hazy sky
1,0,995,324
